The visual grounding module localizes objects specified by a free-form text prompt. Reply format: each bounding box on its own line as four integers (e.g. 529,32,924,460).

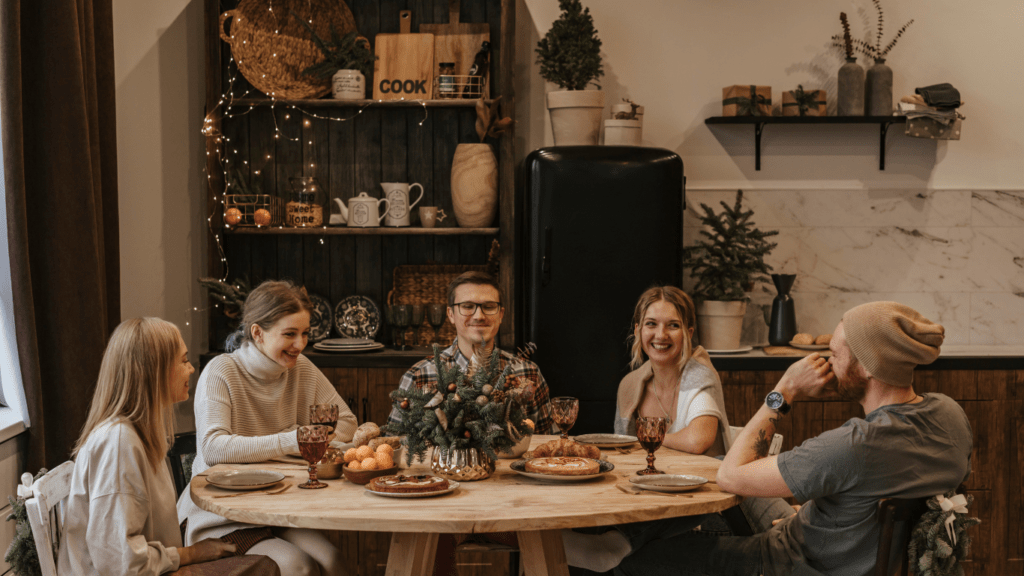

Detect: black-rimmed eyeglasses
453,301,502,316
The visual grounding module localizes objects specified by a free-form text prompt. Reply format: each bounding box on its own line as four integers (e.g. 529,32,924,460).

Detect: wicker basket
219,0,358,100
388,264,488,346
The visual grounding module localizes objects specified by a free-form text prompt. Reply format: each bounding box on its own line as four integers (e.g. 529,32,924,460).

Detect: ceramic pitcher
381,182,424,227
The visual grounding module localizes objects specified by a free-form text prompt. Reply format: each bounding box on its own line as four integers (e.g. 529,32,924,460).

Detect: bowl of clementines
341,443,399,485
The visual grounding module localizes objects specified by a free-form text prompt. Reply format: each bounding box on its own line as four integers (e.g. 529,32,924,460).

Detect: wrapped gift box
722,85,772,116
782,88,827,116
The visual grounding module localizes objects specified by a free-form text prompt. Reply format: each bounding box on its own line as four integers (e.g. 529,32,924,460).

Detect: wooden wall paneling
496,0,514,349
1010,371,1023,564
321,367,364,416
915,369,977,401
366,367,412,425
324,531,362,576
485,0,502,97
407,109,435,262
976,371,1014,574
353,108,384,305
352,0,381,95
275,107,305,283
433,108,460,263
247,108,279,283
360,531,392,576
456,110,491,269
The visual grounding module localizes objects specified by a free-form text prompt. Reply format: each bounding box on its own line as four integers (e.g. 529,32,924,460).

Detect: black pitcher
769,274,797,346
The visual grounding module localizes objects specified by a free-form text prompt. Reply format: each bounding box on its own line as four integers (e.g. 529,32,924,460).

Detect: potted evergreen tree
682,191,778,350
535,0,605,145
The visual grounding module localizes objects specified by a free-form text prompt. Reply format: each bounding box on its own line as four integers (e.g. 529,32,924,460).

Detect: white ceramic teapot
336,192,390,227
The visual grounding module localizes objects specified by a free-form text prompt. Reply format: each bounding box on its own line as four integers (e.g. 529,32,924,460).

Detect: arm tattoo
752,417,779,460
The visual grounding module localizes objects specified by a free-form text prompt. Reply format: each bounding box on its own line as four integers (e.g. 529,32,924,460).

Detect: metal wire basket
224,194,286,227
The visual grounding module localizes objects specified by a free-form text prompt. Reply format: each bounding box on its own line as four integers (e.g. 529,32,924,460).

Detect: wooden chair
168,431,197,497
875,497,927,576
21,461,75,576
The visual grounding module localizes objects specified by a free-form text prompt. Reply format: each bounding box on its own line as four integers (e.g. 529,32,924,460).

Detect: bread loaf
352,422,381,447
792,333,814,345
527,438,600,460
815,334,832,345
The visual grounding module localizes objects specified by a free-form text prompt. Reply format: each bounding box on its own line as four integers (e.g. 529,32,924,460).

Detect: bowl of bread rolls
341,422,403,484
790,333,832,349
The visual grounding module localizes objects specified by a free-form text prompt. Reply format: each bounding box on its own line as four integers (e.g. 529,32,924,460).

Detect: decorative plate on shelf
509,459,614,482
308,294,333,343
334,296,381,339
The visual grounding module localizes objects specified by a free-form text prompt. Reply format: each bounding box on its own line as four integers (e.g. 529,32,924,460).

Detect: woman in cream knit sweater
178,281,357,575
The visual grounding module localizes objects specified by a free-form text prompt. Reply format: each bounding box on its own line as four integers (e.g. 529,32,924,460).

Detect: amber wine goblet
635,416,669,475
297,425,330,489
551,397,580,440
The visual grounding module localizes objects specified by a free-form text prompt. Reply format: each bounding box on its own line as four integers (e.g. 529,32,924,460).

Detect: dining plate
509,459,614,482
573,433,638,448
706,346,754,354
308,294,334,343
319,338,376,347
628,474,708,493
313,342,384,353
789,342,829,351
334,296,381,339
313,343,381,350
364,480,460,498
206,470,286,491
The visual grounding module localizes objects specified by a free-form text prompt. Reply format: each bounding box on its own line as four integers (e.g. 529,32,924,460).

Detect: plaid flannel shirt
387,339,554,434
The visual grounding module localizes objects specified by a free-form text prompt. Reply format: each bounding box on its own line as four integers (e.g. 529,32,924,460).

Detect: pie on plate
524,457,600,476
368,474,449,494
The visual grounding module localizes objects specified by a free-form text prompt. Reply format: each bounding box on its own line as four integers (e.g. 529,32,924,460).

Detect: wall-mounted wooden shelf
230,98,496,108
704,115,908,170
225,227,498,236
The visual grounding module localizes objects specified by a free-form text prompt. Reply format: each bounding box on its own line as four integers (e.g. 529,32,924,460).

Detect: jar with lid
286,177,325,227
437,62,456,99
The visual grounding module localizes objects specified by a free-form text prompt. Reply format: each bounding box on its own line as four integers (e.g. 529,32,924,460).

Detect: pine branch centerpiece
682,190,778,302
387,346,535,468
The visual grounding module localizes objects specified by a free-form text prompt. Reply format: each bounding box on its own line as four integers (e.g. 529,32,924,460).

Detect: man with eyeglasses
386,271,553,434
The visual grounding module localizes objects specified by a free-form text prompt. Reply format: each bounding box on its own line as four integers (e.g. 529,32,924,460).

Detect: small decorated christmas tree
386,345,535,465
534,0,603,90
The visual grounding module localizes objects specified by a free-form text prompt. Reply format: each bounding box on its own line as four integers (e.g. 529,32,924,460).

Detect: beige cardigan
614,346,732,456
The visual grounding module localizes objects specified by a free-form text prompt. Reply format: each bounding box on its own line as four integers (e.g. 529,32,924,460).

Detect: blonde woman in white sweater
179,281,357,576
58,317,273,575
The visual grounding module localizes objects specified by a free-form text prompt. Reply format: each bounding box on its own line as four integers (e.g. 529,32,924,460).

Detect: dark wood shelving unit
225,226,499,235
229,97,497,108
705,115,908,170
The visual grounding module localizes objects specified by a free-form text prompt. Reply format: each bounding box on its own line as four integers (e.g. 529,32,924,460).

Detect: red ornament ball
448,383,457,392
463,430,471,439
224,207,242,226
254,208,272,226
400,400,409,410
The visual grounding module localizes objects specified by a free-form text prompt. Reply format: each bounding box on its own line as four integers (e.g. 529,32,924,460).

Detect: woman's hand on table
178,538,236,567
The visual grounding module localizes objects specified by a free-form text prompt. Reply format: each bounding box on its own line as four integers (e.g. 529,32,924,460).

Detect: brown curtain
0,0,120,472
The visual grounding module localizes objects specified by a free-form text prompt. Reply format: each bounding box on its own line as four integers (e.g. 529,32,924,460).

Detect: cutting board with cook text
373,11,434,100
419,0,490,99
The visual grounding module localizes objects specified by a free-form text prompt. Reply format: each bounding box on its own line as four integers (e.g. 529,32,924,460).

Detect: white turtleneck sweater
177,341,357,544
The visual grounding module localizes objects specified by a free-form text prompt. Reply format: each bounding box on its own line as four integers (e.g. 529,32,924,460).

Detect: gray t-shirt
764,393,972,576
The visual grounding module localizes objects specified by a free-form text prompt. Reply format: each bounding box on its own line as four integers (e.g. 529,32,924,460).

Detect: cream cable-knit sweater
177,341,357,544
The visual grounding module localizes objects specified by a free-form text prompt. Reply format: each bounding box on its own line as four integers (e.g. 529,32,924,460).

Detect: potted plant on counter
535,0,605,145
682,190,778,351
294,13,376,100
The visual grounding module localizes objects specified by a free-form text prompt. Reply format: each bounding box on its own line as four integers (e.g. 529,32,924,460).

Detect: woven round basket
220,0,358,100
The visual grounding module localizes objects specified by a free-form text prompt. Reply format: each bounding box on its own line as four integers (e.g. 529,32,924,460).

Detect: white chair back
730,425,783,456
20,461,75,576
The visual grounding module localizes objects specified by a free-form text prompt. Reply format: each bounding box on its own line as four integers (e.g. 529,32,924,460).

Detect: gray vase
837,57,865,116
865,58,893,116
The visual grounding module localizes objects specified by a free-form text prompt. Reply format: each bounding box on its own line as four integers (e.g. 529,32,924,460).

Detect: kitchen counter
708,345,1024,371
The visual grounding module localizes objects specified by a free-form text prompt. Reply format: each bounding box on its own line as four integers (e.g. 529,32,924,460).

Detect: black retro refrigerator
519,146,684,434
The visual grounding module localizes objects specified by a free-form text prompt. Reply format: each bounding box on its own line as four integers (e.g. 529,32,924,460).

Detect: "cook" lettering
378,79,428,94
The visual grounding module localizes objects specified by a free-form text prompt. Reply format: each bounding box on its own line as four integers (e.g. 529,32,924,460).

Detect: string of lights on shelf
201,9,434,283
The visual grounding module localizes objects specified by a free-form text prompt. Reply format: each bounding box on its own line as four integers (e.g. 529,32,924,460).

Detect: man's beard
836,369,869,402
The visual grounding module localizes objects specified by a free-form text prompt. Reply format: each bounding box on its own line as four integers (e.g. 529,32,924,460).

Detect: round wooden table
190,435,741,576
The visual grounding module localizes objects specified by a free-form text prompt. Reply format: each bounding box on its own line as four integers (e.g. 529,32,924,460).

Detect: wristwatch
765,391,791,415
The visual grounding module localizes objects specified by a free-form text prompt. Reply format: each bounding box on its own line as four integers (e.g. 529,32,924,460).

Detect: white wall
113,0,206,429
516,0,1024,189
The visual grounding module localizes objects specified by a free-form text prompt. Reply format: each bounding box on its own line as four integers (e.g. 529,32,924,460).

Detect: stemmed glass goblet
310,404,339,436
389,304,411,351
550,397,580,440
296,425,330,489
635,416,669,476
410,304,425,347
427,303,446,345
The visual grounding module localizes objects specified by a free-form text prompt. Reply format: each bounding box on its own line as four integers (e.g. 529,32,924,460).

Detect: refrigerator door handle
541,227,552,286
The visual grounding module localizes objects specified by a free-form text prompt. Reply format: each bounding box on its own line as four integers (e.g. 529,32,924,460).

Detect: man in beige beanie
617,302,973,576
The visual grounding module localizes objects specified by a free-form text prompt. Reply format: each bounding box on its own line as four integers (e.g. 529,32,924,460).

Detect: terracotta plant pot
450,143,498,227
696,300,748,351
547,89,605,146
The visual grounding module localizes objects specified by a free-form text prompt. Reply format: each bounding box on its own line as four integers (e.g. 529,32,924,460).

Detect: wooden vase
450,143,498,228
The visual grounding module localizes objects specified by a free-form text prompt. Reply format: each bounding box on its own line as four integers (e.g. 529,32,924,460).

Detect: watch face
766,391,784,410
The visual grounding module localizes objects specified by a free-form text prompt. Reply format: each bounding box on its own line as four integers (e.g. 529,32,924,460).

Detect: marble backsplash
682,189,1024,346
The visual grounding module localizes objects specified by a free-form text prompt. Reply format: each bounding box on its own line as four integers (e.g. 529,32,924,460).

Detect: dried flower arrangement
474,97,513,142
292,11,377,79
831,0,914,61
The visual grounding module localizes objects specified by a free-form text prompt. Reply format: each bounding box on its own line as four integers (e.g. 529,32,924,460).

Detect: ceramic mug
418,206,447,228
381,182,424,227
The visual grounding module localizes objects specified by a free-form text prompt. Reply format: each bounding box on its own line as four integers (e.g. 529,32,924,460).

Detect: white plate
628,474,708,493
509,459,614,482
789,342,829,351
206,470,285,491
364,480,460,498
313,343,384,353
573,433,638,448
706,346,754,354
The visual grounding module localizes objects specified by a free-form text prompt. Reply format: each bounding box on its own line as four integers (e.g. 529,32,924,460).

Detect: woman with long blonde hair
614,286,731,456
58,317,253,575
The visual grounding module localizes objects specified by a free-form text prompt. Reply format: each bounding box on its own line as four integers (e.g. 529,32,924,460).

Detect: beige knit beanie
841,302,944,387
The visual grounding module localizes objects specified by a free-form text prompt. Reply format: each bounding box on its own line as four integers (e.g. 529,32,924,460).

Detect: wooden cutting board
419,0,490,99
373,10,434,100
